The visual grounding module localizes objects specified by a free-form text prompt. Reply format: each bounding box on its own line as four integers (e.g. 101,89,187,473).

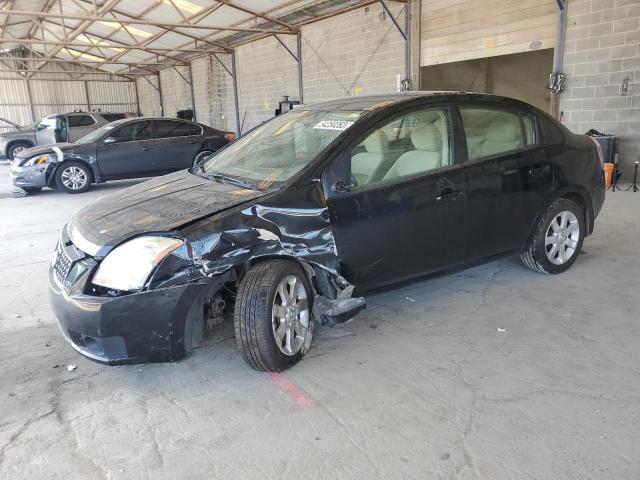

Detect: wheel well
8,139,34,150
50,159,95,185
561,191,593,234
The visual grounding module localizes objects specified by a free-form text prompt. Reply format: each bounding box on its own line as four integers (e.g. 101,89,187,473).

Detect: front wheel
234,260,314,372
7,141,33,160
521,198,585,274
55,161,91,194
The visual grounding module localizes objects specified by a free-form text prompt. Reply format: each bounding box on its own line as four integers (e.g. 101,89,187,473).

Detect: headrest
411,124,442,151
363,129,388,153
486,120,521,142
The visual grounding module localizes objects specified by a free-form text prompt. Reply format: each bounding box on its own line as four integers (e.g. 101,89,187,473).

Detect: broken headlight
92,236,184,291
23,153,54,167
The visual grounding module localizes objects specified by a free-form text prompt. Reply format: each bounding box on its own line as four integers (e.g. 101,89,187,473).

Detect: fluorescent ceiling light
164,0,203,14
77,35,125,52
99,21,153,39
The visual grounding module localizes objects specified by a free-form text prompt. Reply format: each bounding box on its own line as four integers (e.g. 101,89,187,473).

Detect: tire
521,198,585,274
192,150,213,168
55,161,91,194
7,141,32,160
234,260,314,372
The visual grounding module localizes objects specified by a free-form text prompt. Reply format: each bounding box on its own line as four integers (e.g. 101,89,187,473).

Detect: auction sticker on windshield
313,120,354,131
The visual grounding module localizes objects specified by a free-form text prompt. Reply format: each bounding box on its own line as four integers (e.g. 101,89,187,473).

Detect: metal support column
133,80,141,116
187,64,197,121
297,33,304,104
84,80,91,111
379,0,410,90
156,72,165,117
231,51,241,135
24,79,35,122
551,0,567,119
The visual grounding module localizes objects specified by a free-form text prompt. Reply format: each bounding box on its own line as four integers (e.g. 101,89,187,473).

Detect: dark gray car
10,118,235,193
0,112,126,160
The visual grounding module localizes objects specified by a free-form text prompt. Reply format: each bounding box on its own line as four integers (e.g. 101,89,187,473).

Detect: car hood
69,170,269,256
0,127,35,138
16,142,77,159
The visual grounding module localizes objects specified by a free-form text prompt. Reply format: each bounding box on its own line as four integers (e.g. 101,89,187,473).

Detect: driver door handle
436,188,463,202
142,146,150,151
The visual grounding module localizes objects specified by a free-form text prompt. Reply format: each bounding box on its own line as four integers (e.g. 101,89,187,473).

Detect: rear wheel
234,260,314,372
7,141,32,160
521,198,585,274
55,161,91,194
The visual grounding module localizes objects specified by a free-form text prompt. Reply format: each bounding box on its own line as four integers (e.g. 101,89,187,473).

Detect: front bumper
10,161,54,188
48,229,209,365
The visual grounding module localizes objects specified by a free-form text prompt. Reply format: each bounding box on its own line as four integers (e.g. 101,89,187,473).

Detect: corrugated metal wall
0,59,138,134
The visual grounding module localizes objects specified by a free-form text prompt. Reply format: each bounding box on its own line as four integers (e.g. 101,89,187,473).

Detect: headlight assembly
92,236,184,291
23,153,54,167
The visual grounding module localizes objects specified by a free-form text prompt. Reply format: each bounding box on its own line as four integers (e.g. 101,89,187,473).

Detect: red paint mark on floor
268,372,313,407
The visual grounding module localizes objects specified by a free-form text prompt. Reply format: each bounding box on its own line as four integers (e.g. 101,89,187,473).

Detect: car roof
297,91,530,112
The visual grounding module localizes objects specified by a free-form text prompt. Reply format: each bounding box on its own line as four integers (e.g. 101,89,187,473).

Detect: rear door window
109,121,152,143
155,120,201,139
459,106,525,161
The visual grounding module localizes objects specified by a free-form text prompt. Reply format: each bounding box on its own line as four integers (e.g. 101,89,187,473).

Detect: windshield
201,109,364,188
75,123,118,144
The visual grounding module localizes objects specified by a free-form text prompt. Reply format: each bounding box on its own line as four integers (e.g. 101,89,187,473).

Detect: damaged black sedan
50,92,605,371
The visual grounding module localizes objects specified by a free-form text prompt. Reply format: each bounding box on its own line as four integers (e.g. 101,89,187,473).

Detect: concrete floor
0,163,638,480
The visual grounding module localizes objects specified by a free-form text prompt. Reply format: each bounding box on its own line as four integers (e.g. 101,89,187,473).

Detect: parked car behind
49,92,605,371
11,117,235,193
0,111,127,160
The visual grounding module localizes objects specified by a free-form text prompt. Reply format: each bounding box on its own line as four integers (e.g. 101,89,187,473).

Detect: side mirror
332,179,355,193
103,137,117,144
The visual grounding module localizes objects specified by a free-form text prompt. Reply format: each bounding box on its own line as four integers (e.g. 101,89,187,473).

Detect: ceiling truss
0,0,381,80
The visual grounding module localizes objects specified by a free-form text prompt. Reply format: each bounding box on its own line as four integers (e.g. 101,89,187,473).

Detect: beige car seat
383,124,442,180
477,120,523,158
351,129,388,185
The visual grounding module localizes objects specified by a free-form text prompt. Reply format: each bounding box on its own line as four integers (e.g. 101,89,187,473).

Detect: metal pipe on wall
231,51,241,135
297,32,304,104
156,72,165,117
187,64,197,121
551,0,567,119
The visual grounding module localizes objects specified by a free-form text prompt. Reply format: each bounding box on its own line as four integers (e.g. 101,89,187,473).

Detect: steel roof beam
0,38,227,54
0,10,298,35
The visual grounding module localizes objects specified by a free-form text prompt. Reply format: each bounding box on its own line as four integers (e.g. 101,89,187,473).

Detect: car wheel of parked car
55,161,91,194
7,141,32,160
521,198,585,274
192,150,213,168
234,260,314,372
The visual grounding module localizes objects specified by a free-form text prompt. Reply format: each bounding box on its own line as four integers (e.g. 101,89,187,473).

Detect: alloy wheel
545,210,580,265
271,275,311,356
60,166,88,190
12,146,27,156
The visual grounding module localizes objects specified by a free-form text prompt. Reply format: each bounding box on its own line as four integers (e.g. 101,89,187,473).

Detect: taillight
224,132,236,142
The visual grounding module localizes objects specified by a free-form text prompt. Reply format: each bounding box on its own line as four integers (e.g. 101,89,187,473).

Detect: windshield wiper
205,170,259,190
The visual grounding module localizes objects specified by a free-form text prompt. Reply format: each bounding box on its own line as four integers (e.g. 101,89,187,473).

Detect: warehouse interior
1,1,639,479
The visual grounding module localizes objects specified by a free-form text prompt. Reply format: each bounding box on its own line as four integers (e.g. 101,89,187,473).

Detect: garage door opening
420,49,554,113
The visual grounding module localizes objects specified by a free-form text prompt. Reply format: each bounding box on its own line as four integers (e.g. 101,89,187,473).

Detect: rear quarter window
68,115,95,127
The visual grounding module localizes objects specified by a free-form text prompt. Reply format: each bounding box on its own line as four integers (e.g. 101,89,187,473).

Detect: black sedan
49,92,605,371
10,118,235,193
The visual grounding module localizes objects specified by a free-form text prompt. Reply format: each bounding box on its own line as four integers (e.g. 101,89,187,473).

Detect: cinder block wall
561,0,640,176
137,2,407,134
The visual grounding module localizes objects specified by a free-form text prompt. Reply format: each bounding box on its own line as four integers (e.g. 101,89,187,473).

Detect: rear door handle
188,140,198,144
436,189,463,202
142,146,150,151
529,165,545,177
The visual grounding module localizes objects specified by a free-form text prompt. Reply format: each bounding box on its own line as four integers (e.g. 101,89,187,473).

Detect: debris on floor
67,364,77,372
497,328,506,332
